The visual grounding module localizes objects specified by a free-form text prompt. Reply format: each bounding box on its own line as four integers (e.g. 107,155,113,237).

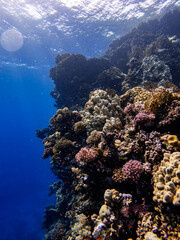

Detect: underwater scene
1,1,180,240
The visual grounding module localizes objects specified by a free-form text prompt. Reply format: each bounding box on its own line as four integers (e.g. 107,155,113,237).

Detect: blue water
0,64,56,239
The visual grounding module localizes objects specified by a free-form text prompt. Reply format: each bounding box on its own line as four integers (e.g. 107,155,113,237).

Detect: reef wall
49,9,180,109
37,9,180,240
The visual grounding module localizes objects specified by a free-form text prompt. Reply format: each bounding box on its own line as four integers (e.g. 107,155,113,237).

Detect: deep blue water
0,64,56,239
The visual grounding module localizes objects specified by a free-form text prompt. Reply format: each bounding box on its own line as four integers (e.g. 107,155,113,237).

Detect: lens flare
0,28,24,52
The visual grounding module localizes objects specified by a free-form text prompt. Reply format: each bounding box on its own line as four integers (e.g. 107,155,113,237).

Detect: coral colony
37,10,180,240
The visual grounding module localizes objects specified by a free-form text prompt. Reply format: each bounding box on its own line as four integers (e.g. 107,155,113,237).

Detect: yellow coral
144,88,180,115
167,135,180,149
119,87,151,107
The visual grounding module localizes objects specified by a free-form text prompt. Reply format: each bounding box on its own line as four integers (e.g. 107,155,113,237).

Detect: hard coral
144,87,179,115
122,160,144,183
73,121,86,135
50,107,81,135
53,137,73,154
75,147,97,163
119,87,151,109
153,152,180,205
157,99,180,130
82,89,124,133
86,130,102,145
133,112,155,128
167,135,180,149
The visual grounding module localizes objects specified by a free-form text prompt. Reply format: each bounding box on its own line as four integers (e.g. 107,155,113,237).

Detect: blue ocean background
0,1,179,239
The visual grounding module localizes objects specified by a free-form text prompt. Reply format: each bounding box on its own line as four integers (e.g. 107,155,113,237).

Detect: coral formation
144,87,179,115
153,152,180,205
37,9,180,240
75,147,97,163
122,160,144,183
167,135,180,149
82,89,124,133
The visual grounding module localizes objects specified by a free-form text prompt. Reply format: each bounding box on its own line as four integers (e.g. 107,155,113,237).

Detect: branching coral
133,112,155,128
75,147,97,163
122,160,144,183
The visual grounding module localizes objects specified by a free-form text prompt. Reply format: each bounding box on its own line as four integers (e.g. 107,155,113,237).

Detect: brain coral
82,89,124,133
153,152,180,205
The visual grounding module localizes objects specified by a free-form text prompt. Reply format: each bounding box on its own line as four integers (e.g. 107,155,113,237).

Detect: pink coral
75,147,97,163
124,103,144,116
122,160,144,183
133,112,155,128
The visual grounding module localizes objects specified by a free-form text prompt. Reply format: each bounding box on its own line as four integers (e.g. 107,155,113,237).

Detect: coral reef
122,160,144,183
153,152,180,205
49,10,180,109
37,9,180,240
75,147,97,163
144,87,179,115
136,207,180,239
82,89,124,133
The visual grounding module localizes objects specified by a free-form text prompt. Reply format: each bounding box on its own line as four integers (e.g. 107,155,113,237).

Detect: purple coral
75,147,97,163
122,160,144,183
133,112,155,128
124,103,144,116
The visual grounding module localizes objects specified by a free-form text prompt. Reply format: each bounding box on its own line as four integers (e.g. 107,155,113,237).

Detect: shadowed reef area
37,9,180,240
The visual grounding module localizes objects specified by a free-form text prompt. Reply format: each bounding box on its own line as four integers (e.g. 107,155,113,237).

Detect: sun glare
60,0,83,8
